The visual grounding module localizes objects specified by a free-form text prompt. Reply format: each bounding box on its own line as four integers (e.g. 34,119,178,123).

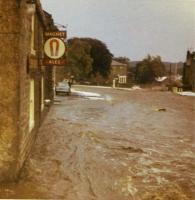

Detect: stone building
109,60,128,85
183,51,195,91
0,0,55,181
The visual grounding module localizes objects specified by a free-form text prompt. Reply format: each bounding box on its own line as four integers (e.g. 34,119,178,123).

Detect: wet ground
0,86,194,200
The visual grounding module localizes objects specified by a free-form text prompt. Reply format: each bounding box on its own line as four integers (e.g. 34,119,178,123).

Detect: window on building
119,76,127,84
29,79,35,132
31,14,36,55
41,76,45,111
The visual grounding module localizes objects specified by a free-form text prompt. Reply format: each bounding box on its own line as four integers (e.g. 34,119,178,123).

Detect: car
55,81,71,95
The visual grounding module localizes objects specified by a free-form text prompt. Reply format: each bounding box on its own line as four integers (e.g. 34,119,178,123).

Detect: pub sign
43,31,67,66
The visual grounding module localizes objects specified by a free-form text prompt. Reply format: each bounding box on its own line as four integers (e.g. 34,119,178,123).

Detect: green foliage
67,38,93,80
67,37,113,80
135,55,166,84
80,38,113,78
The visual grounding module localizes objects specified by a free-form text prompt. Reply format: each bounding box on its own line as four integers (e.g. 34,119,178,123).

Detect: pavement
73,84,142,91
0,86,194,200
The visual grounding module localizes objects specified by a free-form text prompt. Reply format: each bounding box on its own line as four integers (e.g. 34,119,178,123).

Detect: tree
67,38,93,80
67,37,113,80
80,38,113,78
135,57,154,83
150,55,166,77
135,55,166,84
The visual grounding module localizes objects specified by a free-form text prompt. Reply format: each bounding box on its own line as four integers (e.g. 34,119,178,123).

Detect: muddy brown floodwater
0,86,194,200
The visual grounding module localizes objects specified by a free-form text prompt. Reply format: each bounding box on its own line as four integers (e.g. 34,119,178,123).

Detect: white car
55,81,71,95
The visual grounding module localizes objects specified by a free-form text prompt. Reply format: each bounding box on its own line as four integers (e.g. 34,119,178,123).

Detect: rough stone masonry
0,0,55,182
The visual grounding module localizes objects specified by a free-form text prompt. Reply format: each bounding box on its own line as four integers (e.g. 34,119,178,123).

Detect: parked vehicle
55,81,71,95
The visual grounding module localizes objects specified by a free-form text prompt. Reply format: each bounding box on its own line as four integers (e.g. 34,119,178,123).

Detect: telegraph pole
169,63,172,90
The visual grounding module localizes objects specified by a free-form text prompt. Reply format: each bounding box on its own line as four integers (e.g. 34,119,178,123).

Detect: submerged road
0,86,194,200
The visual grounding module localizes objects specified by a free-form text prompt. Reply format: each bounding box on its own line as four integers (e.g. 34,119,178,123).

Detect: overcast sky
41,0,195,62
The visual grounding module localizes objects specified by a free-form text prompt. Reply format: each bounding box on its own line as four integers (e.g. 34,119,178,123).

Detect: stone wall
17,0,32,173
17,1,50,174
0,1,21,181
0,0,55,182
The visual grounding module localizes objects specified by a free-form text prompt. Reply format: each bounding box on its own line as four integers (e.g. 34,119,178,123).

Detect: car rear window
58,82,68,86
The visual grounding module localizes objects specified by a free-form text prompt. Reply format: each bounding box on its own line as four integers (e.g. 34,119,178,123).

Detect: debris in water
79,131,100,144
155,108,166,112
156,176,168,185
114,176,138,197
121,146,144,153
110,146,144,153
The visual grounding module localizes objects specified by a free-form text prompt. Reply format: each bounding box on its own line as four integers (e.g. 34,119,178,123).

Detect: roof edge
35,0,47,29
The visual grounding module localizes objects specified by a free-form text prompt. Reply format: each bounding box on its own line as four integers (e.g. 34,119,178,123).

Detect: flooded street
0,86,194,200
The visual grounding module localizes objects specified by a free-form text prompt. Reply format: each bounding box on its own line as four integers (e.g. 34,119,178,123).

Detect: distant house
109,60,128,84
183,51,195,91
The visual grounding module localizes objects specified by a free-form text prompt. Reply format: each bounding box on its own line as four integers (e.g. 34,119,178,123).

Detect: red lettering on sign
43,58,66,66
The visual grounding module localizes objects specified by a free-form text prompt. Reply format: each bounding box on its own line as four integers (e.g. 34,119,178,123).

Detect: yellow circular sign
44,38,66,59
